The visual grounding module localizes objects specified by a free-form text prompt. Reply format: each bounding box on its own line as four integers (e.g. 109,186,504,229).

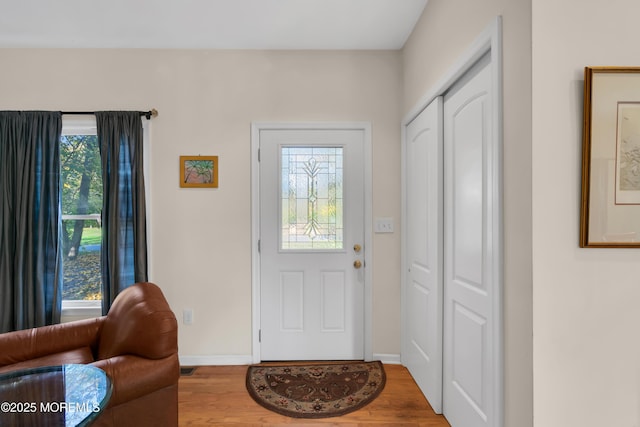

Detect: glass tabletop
0,364,112,427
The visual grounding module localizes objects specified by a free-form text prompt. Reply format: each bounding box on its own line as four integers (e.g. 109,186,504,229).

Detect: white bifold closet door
403,51,499,427
443,52,498,427
403,96,444,414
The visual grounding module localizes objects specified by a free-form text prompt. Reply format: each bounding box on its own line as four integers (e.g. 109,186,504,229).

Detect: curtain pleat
0,111,62,332
96,112,148,314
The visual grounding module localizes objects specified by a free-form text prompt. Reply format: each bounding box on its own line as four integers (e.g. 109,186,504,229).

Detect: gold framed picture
581,67,640,247
180,155,218,188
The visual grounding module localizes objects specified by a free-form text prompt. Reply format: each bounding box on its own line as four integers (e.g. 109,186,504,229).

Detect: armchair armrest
91,353,179,407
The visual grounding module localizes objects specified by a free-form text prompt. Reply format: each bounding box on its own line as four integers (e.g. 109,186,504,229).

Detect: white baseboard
372,353,402,365
179,353,402,366
179,354,254,366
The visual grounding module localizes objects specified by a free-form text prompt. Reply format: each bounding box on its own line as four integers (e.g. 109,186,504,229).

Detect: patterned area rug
246,361,386,418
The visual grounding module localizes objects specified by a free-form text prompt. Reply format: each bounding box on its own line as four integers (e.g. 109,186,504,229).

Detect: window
280,146,344,250
60,118,102,315
59,115,150,318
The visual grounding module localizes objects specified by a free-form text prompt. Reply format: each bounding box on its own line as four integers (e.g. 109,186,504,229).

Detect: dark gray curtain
96,112,148,314
0,111,62,333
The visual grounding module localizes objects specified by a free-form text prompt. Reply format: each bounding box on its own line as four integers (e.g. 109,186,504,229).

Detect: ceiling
0,0,427,50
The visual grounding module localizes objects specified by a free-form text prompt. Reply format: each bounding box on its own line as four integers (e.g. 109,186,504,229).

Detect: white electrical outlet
183,309,194,325
374,217,394,233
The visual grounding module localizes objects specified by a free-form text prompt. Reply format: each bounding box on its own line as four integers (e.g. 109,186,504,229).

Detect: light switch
374,217,394,233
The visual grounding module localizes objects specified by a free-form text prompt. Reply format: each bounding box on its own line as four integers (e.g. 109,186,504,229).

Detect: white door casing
251,123,372,362
403,96,444,413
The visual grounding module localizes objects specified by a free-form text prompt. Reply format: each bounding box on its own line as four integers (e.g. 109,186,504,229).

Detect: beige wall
532,0,640,426
402,1,533,426
0,49,403,359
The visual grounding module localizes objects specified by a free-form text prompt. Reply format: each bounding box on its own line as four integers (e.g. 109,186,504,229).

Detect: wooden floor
178,364,450,426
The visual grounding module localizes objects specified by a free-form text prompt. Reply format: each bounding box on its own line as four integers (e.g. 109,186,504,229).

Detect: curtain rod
61,109,158,120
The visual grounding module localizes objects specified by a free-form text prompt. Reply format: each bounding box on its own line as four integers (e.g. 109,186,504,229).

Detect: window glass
60,133,102,301
281,146,343,250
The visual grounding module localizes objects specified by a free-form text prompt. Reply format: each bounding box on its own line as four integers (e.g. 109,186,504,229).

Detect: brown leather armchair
0,282,179,426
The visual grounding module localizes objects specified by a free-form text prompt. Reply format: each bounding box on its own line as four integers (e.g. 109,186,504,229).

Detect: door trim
251,122,373,363
400,16,503,427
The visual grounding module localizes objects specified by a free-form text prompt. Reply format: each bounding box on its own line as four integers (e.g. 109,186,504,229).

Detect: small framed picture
581,67,640,247
180,155,218,188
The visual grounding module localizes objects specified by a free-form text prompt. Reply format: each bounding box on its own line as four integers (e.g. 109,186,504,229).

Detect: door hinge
257,148,260,162
259,329,261,342
258,239,261,253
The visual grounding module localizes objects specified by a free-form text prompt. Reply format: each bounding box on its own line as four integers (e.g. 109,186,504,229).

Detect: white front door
443,52,498,427
403,96,444,413
259,127,366,360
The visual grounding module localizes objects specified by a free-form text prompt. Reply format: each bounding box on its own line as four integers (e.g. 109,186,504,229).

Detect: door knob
353,260,362,269
353,244,362,253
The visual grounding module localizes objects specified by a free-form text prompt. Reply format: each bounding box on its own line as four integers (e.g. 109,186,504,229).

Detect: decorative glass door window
281,146,343,250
